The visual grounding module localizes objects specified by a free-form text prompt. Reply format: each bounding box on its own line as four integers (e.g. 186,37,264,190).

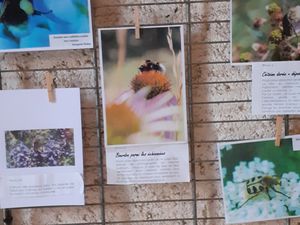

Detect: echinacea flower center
106,103,141,145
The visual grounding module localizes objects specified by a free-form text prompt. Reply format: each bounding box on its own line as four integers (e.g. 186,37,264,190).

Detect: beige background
1,0,300,225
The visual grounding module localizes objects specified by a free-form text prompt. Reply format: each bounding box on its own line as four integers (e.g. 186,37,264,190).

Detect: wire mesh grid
1,0,299,225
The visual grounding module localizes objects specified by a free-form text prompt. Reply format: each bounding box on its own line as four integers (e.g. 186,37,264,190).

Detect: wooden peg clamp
275,115,283,147
134,6,140,39
18,71,27,89
45,72,56,103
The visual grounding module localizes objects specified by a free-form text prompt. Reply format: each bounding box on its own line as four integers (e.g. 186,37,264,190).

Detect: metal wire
186,1,198,224
2,0,299,224
0,15,238,225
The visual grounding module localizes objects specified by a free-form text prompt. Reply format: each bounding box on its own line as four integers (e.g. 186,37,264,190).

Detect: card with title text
98,25,190,184
252,61,300,115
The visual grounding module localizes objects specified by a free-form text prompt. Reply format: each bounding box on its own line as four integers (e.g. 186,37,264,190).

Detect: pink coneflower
105,60,183,145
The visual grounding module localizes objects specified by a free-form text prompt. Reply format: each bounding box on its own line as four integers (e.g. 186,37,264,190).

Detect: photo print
0,0,93,52
231,0,300,63
6,128,74,168
100,26,187,146
218,137,300,223
99,25,190,184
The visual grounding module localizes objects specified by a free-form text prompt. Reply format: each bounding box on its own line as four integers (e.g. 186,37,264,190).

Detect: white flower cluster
232,157,276,182
223,157,300,223
281,172,300,215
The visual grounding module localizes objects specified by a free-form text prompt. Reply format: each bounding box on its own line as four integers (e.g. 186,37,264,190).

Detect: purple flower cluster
7,142,32,168
6,129,75,168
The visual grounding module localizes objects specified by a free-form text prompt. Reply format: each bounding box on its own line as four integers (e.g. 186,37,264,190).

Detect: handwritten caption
116,151,166,158
252,62,300,115
262,71,300,77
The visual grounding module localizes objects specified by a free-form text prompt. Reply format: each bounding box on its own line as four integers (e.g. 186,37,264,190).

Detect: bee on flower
105,59,183,145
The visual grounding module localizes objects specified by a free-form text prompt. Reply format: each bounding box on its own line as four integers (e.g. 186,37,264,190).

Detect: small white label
252,61,300,115
292,136,300,151
49,33,93,49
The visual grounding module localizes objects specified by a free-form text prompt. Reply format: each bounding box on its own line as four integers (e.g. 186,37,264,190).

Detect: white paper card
0,173,83,208
49,33,93,49
293,135,300,151
252,62,300,115
99,25,190,184
0,88,84,208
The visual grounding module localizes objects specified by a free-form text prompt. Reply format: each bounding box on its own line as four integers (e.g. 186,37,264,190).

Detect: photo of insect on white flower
99,26,187,146
231,0,300,63
218,138,300,223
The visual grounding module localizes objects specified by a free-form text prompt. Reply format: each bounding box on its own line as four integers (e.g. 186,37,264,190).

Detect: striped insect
237,175,290,209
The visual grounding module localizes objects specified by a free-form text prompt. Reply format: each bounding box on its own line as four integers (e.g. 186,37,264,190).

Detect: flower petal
143,105,179,123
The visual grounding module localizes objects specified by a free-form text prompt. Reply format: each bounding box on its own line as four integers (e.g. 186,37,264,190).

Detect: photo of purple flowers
99,26,187,146
5,128,75,168
232,0,300,63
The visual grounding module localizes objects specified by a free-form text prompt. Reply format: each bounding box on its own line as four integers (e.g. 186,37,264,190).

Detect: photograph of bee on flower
5,128,75,168
99,26,187,146
0,0,91,51
231,0,300,63
218,137,300,224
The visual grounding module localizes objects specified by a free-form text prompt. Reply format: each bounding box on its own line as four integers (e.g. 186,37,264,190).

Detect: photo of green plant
99,26,187,146
6,128,75,168
219,137,300,223
231,0,300,63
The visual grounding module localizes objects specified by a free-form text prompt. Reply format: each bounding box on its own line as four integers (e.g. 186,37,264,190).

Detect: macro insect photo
99,26,187,146
5,128,75,168
219,138,300,223
231,0,300,63
0,0,91,51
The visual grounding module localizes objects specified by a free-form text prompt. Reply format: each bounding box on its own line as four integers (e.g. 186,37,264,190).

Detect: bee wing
0,0,8,20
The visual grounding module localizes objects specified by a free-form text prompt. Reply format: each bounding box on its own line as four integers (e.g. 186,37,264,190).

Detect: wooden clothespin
18,71,27,89
275,115,283,147
45,72,56,103
134,6,140,39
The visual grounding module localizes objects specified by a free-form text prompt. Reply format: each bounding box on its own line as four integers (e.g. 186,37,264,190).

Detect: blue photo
0,0,93,52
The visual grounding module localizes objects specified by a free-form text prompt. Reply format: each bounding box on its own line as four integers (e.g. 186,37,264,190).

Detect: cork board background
1,0,300,225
